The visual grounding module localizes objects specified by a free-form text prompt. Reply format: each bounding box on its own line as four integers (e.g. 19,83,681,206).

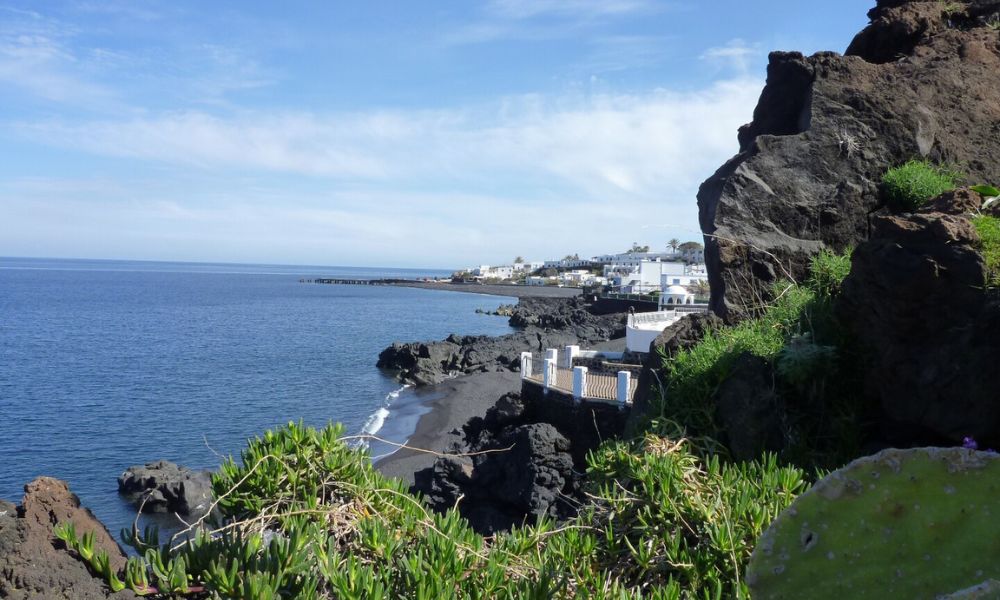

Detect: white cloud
486,0,658,20
15,76,762,197
443,0,669,46
4,76,762,266
700,38,762,74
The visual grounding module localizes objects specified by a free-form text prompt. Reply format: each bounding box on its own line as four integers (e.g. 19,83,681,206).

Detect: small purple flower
963,436,979,450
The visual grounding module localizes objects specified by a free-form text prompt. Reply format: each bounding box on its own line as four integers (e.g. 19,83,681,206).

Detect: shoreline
385,281,583,299
374,371,522,484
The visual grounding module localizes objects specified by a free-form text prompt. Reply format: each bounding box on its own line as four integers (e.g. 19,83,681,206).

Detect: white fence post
617,371,631,409
545,348,558,365
572,366,587,403
563,345,580,368
520,352,532,380
543,358,557,391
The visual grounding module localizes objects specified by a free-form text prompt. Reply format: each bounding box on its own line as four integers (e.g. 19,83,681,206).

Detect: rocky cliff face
839,188,1000,446
699,0,1000,321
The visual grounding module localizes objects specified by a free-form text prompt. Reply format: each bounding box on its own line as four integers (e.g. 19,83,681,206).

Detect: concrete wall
590,297,659,315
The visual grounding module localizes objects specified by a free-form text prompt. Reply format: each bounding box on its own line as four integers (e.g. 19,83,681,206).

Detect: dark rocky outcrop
118,460,213,517
412,390,627,534
713,353,783,461
699,0,1000,321
839,188,1000,446
1,478,136,599
379,297,625,386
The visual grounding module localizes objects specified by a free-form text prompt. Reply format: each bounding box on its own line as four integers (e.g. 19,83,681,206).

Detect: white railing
627,310,682,328
520,348,634,408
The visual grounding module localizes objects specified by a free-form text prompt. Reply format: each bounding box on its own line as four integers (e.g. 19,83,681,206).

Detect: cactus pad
747,448,1000,599
941,580,1000,600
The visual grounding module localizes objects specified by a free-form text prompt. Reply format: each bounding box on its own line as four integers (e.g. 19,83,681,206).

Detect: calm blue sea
0,257,514,538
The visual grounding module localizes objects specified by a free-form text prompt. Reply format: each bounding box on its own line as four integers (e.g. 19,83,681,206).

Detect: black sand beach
374,371,522,484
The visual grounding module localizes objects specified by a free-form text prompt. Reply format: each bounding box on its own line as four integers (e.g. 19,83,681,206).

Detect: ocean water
0,257,514,538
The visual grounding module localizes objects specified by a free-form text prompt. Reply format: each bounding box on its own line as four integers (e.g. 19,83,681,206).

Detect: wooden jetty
309,278,395,285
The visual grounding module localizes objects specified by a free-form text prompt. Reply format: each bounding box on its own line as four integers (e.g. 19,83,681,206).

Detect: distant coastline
385,280,582,299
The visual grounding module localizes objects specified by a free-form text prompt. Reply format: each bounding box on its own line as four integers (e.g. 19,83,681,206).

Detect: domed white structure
662,284,694,305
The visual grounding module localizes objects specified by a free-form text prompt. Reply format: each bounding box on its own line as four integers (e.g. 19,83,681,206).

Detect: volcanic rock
839,189,1000,445
0,477,136,599
699,0,1000,321
412,392,587,534
378,297,625,386
118,460,213,516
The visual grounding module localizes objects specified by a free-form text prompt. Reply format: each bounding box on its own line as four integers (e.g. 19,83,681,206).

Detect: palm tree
668,238,680,253
514,256,525,264
689,279,711,299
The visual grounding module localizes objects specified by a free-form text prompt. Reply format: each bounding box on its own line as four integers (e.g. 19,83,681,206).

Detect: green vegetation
749,447,1000,599
54,249,863,599
881,159,959,212
972,214,1000,289
649,249,862,469
56,420,804,598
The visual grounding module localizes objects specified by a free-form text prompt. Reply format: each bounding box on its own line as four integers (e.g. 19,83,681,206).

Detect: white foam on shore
360,407,390,438
354,385,409,451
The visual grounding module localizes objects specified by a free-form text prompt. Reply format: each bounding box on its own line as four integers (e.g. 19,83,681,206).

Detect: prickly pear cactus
941,580,1000,600
747,448,1000,599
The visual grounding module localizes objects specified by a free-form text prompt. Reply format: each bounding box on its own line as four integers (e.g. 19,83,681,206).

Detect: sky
0,0,874,269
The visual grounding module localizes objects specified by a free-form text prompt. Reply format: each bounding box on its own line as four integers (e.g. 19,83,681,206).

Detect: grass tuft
882,160,959,212
972,215,1000,289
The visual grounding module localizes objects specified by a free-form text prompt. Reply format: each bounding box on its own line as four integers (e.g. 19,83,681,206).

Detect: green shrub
972,215,1000,289
649,250,864,469
881,159,958,212
55,420,809,599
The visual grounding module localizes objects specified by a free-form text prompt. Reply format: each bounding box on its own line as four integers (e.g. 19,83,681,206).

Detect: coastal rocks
118,460,213,516
508,297,625,341
839,190,1000,445
412,393,584,534
0,477,136,599
378,297,626,386
698,0,1000,321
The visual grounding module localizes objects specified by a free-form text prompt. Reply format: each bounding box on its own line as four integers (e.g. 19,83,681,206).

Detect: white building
661,284,695,306
682,248,705,263
513,261,544,272
612,261,688,294
471,265,515,280
593,252,676,271
557,270,607,287
543,258,594,270
625,311,686,353
526,276,557,286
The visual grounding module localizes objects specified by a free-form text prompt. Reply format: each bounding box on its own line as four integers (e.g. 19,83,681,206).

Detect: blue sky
1,0,873,268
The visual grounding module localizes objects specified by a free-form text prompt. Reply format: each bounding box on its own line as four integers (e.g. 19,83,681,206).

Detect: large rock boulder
1,477,136,599
839,188,1000,445
412,393,585,534
118,460,213,516
699,0,1000,321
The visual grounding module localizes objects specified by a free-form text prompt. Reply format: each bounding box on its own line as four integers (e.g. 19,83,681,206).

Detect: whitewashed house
612,261,688,294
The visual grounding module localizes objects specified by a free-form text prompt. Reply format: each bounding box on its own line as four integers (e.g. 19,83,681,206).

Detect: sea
0,257,515,539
